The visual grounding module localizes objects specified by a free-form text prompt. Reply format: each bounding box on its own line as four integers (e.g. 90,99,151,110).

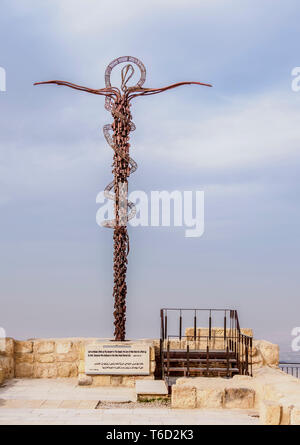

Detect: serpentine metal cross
35,56,211,341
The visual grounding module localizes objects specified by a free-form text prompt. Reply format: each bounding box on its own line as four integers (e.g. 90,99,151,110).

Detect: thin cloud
137,91,300,169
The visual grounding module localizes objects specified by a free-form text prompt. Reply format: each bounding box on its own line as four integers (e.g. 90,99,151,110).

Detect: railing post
164,311,168,341
209,310,212,341
160,338,164,379
245,337,249,376
179,310,182,341
194,310,197,341
229,310,232,350
206,343,209,376
250,337,253,377
160,309,164,340
236,310,240,331
234,311,237,354
226,345,230,377
237,332,240,373
187,343,190,377
167,340,170,378
242,335,245,374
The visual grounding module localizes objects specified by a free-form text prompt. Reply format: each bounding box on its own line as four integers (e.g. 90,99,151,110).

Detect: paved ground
0,378,136,401
0,379,260,425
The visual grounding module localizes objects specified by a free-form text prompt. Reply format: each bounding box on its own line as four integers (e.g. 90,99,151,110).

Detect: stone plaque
85,342,150,375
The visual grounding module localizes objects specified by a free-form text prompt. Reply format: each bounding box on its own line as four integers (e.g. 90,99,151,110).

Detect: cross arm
129,80,212,100
34,79,120,99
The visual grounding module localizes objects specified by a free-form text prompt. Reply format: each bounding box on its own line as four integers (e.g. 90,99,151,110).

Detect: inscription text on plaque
85,342,150,375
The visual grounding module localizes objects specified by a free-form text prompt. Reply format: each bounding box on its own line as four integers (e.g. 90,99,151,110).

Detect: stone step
135,380,168,399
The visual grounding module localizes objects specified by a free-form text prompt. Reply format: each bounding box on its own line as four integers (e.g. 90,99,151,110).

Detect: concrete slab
78,400,99,409
59,400,81,409
40,400,62,409
136,380,168,396
0,379,136,402
0,399,45,408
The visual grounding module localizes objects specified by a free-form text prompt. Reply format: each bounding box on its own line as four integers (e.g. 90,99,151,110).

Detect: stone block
136,375,154,381
14,341,33,354
15,362,34,378
224,387,255,409
36,353,55,363
34,363,57,378
122,376,136,388
136,380,168,396
91,375,111,386
55,351,78,363
150,347,155,361
78,360,85,373
3,338,14,356
280,403,293,425
260,400,281,425
0,356,14,379
196,388,224,408
187,340,202,351
232,374,253,382
185,327,201,340
71,341,81,351
57,363,77,378
33,341,55,354
15,352,34,364
171,385,196,409
111,376,123,386
55,341,72,354
291,406,300,425
0,367,4,384
79,345,85,361
0,337,5,355
241,328,253,337
152,339,160,348
78,373,92,386
254,340,279,367
169,339,187,350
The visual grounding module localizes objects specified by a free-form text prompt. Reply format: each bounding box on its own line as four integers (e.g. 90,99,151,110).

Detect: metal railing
160,308,253,378
279,362,300,378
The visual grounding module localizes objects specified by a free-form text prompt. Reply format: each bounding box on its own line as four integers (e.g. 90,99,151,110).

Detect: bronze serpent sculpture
35,56,212,341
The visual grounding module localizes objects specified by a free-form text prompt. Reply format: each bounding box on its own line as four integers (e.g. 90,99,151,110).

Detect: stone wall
0,335,279,385
0,337,157,388
0,338,14,382
14,339,80,379
171,366,300,425
181,327,253,351
185,327,253,341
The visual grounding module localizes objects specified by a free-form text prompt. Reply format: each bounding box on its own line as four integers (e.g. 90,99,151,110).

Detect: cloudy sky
0,1,300,357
